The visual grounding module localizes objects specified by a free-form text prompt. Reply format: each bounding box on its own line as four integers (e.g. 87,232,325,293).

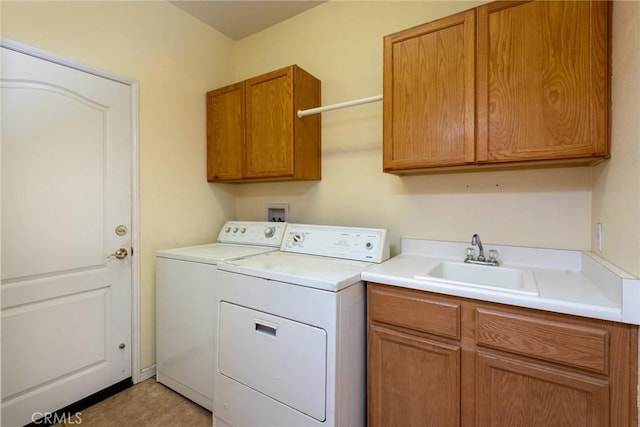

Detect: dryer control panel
218,221,287,247
281,224,390,263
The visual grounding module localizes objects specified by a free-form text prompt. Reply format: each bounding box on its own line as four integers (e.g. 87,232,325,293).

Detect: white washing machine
156,221,287,410
213,223,390,427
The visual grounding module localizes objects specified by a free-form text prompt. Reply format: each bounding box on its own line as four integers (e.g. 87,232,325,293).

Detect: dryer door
218,301,327,421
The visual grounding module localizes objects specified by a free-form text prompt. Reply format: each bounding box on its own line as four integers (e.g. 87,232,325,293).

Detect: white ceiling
169,1,326,41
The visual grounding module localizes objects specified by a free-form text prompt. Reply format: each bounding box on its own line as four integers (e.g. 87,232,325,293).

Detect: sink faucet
465,234,499,266
471,234,485,261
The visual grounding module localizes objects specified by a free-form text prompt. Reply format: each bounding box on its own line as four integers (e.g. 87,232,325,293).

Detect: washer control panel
281,224,390,263
218,221,287,247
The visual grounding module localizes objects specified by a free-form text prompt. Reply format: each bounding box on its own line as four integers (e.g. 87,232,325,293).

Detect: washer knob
366,242,373,250
292,233,304,245
241,227,247,233
233,227,239,233
225,227,231,233
264,226,275,238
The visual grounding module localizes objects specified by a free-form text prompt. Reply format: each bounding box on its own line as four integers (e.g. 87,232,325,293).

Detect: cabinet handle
255,321,277,337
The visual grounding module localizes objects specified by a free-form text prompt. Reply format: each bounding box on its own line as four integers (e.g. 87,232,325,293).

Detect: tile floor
55,378,211,426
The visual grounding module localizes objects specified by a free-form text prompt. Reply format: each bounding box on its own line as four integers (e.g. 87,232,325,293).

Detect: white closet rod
297,94,382,118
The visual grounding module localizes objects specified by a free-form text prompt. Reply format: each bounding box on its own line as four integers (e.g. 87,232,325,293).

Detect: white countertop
361,238,640,325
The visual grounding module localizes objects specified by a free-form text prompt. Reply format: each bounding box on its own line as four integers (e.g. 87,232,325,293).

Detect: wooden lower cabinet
476,351,609,426
367,283,639,427
369,324,460,426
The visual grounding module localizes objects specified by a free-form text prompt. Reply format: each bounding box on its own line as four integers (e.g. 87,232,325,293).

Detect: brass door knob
109,248,129,260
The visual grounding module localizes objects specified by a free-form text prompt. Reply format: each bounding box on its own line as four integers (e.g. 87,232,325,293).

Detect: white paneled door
1,46,133,426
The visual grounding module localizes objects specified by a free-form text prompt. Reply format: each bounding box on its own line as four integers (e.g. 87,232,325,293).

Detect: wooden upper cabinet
383,0,610,174
477,0,610,163
206,65,321,183
383,10,476,171
245,68,294,178
207,83,245,181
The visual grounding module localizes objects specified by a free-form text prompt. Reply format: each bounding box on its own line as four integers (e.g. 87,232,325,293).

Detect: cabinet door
383,10,476,171
476,351,609,426
368,324,460,427
477,0,609,163
206,83,244,181
245,67,294,179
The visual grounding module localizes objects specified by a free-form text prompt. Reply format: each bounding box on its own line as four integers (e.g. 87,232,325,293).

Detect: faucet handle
465,247,475,261
488,249,499,263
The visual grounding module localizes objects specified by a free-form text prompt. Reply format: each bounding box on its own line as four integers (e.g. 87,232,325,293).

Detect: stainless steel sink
415,261,539,296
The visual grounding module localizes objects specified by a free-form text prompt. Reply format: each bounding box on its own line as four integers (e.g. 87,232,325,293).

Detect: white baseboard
137,365,156,383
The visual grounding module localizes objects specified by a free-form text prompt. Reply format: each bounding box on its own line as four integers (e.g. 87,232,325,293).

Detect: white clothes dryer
156,221,287,410
213,223,390,426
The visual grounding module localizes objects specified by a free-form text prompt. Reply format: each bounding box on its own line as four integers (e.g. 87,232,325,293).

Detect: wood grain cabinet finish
368,285,466,427
383,0,610,174
369,284,461,339
369,324,461,427
206,65,321,182
383,10,476,171
475,351,610,426
476,307,610,373
207,82,245,181
366,283,639,427
477,0,609,165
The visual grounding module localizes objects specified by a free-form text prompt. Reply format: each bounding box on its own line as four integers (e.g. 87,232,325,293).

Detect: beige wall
233,1,594,256
592,1,640,278
1,1,237,368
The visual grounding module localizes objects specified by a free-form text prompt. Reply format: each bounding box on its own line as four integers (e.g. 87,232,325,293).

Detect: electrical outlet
596,223,603,251
266,203,289,222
